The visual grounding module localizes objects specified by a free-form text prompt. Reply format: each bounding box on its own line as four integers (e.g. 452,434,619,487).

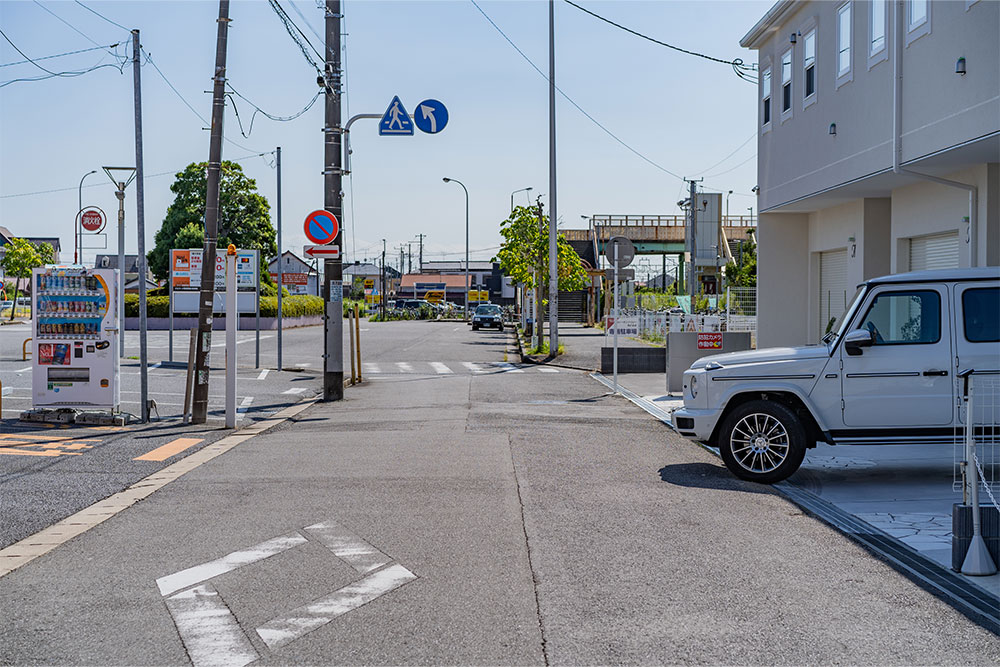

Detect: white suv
672,268,1000,483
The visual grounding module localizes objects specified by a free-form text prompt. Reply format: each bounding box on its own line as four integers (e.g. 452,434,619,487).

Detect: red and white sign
269,272,309,286
303,244,341,259
79,207,106,233
303,210,339,245
697,333,723,350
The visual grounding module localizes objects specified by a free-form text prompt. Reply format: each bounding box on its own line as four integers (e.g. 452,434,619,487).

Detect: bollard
354,304,362,382
22,338,32,360
348,305,356,385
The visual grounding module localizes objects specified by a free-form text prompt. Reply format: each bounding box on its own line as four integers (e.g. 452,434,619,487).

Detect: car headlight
689,375,698,398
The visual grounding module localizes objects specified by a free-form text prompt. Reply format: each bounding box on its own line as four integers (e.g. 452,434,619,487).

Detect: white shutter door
910,231,959,271
819,249,848,336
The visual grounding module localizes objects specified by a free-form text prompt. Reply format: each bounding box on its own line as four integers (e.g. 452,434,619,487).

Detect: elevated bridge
564,215,755,258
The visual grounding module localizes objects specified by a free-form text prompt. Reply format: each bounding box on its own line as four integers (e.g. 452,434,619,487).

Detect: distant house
94,254,156,289
0,227,62,291
268,251,319,295
343,261,401,295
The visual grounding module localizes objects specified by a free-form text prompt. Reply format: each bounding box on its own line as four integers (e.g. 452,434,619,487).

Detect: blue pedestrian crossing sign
414,99,448,134
379,96,413,136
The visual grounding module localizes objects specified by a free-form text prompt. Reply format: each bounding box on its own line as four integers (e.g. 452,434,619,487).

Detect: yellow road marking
0,449,77,457
134,437,204,462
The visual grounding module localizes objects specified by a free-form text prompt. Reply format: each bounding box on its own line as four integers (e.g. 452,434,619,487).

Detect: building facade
742,0,999,346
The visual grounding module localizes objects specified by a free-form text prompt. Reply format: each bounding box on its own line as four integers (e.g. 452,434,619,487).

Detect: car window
475,306,499,315
963,287,999,343
858,290,940,345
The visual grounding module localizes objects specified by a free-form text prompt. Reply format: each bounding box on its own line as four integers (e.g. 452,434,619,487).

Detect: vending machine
31,265,119,412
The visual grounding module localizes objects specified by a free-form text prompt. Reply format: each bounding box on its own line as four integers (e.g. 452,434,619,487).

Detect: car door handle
923,369,948,376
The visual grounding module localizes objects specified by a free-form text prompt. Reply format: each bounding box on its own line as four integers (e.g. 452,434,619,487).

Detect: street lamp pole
77,170,97,264
510,186,532,213
443,177,469,321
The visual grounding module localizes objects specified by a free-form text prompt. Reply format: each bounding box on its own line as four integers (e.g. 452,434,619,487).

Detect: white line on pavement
149,362,162,370
156,533,308,597
396,362,414,373
363,363,381,374
429,362,453,375
494,362,523,373
538,367,559,373
256,369,269,380
282,387,307,395
16,367,31,373
165,584,258,667
238,396,253,413
294,362,311,368
256,564,417,650
462,362,486,373
303,521,391,574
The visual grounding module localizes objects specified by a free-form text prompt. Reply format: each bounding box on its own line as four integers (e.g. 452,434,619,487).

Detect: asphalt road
1,320,997,664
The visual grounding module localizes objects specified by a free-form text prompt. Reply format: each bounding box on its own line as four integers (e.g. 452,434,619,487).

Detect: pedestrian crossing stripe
359,362,559,375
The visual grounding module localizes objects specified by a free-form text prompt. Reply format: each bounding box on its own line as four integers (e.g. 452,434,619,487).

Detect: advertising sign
269,272,309,286
697,333,724,350
605,315,638,336
80,207,106,233
170,248,258,314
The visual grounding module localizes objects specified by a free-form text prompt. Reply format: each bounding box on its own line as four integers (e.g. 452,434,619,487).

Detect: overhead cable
693,132,755,176
468,0,685,182
226,82,322,137
74,0,131,33
267,0,323,75
0,42,117,68
32,1,126,62
702,152,757,179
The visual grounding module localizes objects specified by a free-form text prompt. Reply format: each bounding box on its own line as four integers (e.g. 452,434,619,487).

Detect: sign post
302,207,343,401
604,236,635,395
225,245,237,428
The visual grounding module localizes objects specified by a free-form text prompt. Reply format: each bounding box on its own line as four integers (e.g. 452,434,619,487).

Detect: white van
672,268,1000,483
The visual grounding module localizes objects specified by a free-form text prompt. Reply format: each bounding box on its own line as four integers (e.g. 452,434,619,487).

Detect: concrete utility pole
686,178,702,298
380,239,386,320
191,0,231,424
535,198,545,352
131,29,149,423
547,0,559,355
322,0,345,401
416,233,426,273
407,242,413,274
276,146,283,371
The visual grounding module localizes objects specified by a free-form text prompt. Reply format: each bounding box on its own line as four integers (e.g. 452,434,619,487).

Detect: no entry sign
79,206,106,233
303,209,339,245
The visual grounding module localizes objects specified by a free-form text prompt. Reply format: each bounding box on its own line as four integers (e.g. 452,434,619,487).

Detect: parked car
471,304,503,331
672,268,1000,483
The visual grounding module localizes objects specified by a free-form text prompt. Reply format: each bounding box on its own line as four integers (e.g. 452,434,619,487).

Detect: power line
74,0,131,33
225,82,322,137
693,132,755,176
267,0,323,75
701,152,757,179
32,0,125,62
563,0,755,72
0,42,117,68
468,0,685,182
287,0,328,58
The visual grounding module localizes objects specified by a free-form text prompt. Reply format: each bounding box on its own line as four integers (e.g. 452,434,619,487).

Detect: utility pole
381,239,386,320
535,198,544,352
191,0,231,424
686,178,702,298
131,29,149,423
322,0,345,401
407,241,413,274
416,233,426,273
276,146,283,371
547,0,559,355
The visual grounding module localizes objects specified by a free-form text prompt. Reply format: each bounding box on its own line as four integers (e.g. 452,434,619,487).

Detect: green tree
723,235,757,287
148,161,276,283
0,238,54,320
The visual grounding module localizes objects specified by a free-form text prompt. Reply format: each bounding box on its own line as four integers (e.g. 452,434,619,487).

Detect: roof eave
740,0,798,49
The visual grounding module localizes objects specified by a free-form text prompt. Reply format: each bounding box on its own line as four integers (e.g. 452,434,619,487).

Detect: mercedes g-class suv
672,268,999,483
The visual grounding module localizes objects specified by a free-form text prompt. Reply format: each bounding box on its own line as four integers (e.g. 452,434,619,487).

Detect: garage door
909,231,959,271
819,249,848,336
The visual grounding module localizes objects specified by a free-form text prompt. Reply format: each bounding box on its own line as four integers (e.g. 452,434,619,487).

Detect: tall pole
380,239,386,320
547,0,559,354
276,146,283,371
76,170,96,264
323,0,345,401
191,0,231,424
132,29,149,423
443,178,470,320
535,199,544,352
687,178,701,298
416,233,425,272
116,182,125,359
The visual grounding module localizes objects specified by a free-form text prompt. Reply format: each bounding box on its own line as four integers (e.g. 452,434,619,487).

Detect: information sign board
170,248,258,313
697,333,724,350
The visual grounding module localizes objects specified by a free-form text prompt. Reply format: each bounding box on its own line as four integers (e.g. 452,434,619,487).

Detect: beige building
741,0,999,347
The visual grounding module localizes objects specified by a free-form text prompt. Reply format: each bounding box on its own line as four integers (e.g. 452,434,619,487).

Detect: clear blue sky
0,0,770,272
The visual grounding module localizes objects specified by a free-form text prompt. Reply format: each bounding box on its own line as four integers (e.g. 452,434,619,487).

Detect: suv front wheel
718,400,806,484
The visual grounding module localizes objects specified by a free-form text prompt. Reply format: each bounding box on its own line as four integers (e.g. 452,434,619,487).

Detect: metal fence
955,372,1000,504
726,287,757,341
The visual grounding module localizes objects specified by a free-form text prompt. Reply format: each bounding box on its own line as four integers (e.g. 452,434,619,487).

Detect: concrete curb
514,327,598,373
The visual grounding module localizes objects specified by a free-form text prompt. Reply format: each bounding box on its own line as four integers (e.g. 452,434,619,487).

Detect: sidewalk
519,321,610,371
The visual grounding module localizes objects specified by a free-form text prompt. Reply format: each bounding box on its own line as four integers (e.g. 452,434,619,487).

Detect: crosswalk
361,361,563,376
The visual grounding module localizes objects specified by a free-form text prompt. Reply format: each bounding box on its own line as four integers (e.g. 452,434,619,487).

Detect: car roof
865,267,999,287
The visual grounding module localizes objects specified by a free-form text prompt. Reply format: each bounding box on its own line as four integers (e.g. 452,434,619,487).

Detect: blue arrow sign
378,95,413,136
414,99,448,134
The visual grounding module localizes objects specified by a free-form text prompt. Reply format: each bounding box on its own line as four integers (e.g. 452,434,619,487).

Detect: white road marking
256,369,269,380
538,367,559,373
256,564,417,650
156,532,307,597
238,396,253,413
304,520,391,574
462,362,486,373
453,327,462,331
165,584,258,667
294,362,311,368
363,363,381,374
1,387,10,396
494,362,523,373
429,362,453,375
16,367,31,373
396,362,414,373
149,361,162,370
282,387,307,395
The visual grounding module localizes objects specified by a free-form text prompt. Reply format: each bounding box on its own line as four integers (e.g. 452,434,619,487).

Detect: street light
510,187,532,213
726,190,733,223
77,169,98,264
443,177,470,321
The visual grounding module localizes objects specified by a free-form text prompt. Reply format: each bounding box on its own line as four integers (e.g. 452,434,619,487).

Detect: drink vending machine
31,265,120,412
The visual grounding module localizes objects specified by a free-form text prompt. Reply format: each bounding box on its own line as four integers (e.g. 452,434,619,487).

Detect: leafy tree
0,238,53,320
148,161,276,284
723,235,757,287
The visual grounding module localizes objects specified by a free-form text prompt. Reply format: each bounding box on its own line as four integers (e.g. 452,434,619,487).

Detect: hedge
124,293,326,318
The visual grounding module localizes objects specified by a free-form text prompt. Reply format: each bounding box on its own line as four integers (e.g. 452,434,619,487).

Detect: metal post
116,182,125,359
77,170,97,264
255,271,260,369
191,0,231,424
961,375,997,575
225,249,236,428
276,145,283,371
348,303,356,384
354,303,362,381
547,0,559,355
613,243,619,394
132,29,149,423
168,275,173,363
688,179,699,298
182,328,197,424
322,0,345,401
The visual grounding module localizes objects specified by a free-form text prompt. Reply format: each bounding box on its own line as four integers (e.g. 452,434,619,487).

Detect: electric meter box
31,265,120,411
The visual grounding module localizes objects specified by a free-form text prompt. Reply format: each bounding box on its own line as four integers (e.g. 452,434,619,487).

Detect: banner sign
269,272,309,286
697,333,724,350
170,248,259,314
605,315,638,336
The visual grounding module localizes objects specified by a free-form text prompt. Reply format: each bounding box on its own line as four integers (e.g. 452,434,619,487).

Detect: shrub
259,295,324,317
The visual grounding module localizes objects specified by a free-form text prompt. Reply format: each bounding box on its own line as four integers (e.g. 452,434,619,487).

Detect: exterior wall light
956,57,967,75
790,33,797,44
848,235,856,257
829,123,837,135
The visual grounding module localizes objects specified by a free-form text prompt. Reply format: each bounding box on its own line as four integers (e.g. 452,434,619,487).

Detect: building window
870,0,885,55
781,49,792,115
837,3,852,78
761,68,771,125
906,0,931,43
803,29,816,99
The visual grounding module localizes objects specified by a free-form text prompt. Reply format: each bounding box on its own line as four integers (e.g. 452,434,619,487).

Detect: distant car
471,304,503,331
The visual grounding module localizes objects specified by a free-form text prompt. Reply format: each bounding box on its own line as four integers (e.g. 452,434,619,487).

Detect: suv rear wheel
718,400,806,484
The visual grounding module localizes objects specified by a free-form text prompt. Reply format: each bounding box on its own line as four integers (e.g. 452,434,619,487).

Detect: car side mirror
844,329,875,356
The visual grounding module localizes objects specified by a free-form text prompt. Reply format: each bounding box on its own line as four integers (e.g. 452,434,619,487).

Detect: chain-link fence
955,372,1000,508
726,287,756,334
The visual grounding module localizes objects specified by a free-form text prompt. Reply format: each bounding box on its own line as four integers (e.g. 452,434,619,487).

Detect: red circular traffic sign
79,206,106,233
303,209,339,245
